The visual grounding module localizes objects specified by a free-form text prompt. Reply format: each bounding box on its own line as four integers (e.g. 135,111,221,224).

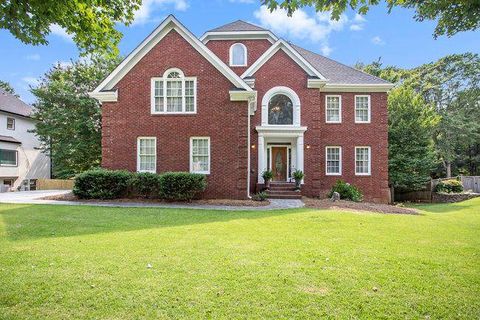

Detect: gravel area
303,197,418,215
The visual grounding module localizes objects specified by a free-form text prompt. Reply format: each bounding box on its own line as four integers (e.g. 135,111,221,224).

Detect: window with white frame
355,146,371,175
326,146,342,175
190,137,210,174
0,149,17,166
6,117,15,130
151,68,196,114
229,43,247,66
326,95,341,123
137,137,156,173
355,95,371,123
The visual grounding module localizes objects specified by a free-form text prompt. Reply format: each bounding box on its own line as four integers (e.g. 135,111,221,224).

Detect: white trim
322,83,394,92
90,15,252,102
150,68,197,114
200,31,278,44
325,146,342,176
88,90,118,102
261,86,301,127
355,146,371,176
256,126,307,137
229,43,248,67
354,95,371,123
229,90,257,102
137,137,157,173
241,40,327,80
0,149,18,167
190,136,211,174
325,95,342,124
307,78,326,88
6,117,15,130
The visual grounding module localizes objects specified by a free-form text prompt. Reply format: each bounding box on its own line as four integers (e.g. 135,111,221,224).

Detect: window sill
355,173,371,176
326,173,342,176
150,112,197,116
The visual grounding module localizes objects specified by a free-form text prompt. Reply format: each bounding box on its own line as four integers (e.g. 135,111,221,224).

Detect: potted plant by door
262,170,274,190
292,170,304,191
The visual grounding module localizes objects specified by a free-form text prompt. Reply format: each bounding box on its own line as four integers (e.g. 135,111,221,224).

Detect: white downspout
247,98,252,199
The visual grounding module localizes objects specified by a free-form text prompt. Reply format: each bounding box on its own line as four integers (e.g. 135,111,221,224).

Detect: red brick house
90,16,393,203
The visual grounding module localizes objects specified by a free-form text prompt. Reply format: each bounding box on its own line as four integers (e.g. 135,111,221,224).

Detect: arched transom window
151,68,196,114
229,43,247,66
268,94,293,125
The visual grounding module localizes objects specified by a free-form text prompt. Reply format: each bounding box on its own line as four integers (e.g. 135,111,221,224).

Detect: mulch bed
303,197,418,215
40,192,271,207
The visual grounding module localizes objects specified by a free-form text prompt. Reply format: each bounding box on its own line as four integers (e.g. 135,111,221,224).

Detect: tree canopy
0,80,17,96
0,0,141,56
31,55,121,178
263,0,480,38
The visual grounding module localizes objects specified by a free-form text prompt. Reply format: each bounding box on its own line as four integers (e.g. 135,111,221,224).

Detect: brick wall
102,30,249,199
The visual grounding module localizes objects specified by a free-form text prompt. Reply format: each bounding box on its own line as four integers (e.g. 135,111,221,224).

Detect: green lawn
1,199,479,319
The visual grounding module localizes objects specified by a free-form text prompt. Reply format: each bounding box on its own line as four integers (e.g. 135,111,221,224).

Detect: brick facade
100,21,390,203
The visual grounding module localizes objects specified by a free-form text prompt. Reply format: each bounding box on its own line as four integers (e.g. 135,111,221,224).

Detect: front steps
265,182,302,199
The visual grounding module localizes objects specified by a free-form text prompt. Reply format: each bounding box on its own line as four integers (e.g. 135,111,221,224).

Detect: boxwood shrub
73,169,133,199
159,172,207,201
434,179,463,193
327,180,363,202
130,172,162,198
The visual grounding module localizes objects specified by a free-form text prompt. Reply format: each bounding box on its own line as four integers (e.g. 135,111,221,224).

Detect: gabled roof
0,135,21,144
291,44,391,85
91,15,252,102
208,20,268,32
0,88,33,117
241,39,327,81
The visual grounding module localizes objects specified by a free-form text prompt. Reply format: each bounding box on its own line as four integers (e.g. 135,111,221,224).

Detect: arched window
268,94,293,125
151,68,196,114
229,43,247,66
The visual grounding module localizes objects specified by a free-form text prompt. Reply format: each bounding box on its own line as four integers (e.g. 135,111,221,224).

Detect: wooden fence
460,176,480,193
36,179,74,190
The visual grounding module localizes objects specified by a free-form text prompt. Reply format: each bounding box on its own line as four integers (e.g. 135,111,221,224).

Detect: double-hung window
0,149,17,166
151,68,196,114
355,146,371,175
326,146,342,175
355,95,371,123
6,117,15,130
137,137,156,173
190,137,210,174
326,95,341,123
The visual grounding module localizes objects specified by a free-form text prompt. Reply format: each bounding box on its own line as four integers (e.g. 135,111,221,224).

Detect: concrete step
266,193,302,199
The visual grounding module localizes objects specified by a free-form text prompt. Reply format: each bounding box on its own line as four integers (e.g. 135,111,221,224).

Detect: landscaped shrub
130,172,162,198
327,180,363,202
73,169,133,199
434,179,463,193
159,172,207,201
252,191,268,201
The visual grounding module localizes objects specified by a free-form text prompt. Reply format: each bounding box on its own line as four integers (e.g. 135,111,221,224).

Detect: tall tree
0,0,140,56
31,56,120,178
0,80,17,96
263,0,480,38
387,86,439,191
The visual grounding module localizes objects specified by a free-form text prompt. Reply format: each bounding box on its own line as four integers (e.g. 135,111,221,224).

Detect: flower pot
265,180,271,190
295,179,301,191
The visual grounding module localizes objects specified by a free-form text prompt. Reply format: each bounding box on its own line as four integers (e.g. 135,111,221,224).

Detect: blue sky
1,0,479,103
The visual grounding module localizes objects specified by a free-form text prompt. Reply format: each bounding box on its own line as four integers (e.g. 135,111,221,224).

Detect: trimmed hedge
73,169,207,201
130,172,162,198
434,179,463,193
159,172,207,201
327,180,363,202
73,169,132,199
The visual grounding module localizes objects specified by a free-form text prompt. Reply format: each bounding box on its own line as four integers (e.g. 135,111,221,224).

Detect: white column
258,135,265,183
296,135,304,182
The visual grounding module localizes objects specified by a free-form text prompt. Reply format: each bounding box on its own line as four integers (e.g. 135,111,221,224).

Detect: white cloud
353,13,366,23
133,0,188,25
371,36,385,45
350,24,363,31
49,24,74,42
254,6,361,56
22,77,39,87
25,54,41,61
350,13,366,31
229,0,254,3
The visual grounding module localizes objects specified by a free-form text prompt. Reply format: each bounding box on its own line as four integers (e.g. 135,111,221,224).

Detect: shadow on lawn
0,204,309,241
412,198,480,214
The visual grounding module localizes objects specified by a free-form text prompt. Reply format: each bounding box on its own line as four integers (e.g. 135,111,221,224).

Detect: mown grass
0,198,479,319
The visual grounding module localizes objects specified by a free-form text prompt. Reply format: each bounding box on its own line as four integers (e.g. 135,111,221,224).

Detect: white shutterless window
326,146,342,175
151,68,196,114
355,146,371,175
326,95,341,123
355,95,371,123
137,137,157,173
229,43,247,66
190,137,210,174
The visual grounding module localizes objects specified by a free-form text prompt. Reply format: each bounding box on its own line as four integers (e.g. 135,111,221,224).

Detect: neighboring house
0,89,50,191
90,16,393,203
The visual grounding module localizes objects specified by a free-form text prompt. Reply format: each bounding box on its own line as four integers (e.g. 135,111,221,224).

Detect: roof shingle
208,20,268,32
0,88,33,117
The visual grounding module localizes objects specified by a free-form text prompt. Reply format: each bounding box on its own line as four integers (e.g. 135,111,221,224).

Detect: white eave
241,39,328,84
321,83,395,92
89,15,252,103
200,30,278,44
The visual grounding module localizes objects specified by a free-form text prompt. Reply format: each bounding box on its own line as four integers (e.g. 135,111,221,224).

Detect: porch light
306,145,311,149
251,144,256,149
